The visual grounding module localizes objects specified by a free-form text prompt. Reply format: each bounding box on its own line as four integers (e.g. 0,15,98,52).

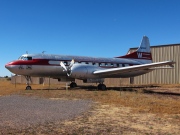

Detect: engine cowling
69,64,101,79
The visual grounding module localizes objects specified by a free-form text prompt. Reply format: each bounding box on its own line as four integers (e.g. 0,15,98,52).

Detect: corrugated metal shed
129,44,180,84
11,76,130,87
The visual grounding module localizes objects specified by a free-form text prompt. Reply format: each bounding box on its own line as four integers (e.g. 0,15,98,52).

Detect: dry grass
1,80,180,134
13,84,180,115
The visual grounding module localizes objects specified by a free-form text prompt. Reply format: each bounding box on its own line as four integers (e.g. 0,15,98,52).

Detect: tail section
116,36,152,64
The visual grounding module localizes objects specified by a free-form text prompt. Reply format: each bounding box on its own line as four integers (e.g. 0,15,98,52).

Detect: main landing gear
70,82,77,88
69,82,107,90
25,76,32,90
97,83,107,90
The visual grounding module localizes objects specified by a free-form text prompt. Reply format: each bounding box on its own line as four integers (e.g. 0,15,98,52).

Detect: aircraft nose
5,63,10,69
5,62,15,71
5,61,22,75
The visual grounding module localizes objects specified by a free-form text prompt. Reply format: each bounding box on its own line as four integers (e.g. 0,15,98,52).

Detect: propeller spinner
60,59,75,76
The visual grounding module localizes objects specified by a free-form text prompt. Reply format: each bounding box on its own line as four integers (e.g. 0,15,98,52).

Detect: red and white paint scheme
5,36,175,90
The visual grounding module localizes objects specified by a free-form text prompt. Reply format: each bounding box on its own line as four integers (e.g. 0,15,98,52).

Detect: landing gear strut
97,83,107,90
25,76,32,90
70,82,77,88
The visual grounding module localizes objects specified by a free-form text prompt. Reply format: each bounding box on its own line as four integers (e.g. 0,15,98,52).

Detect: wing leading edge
93,61,175,76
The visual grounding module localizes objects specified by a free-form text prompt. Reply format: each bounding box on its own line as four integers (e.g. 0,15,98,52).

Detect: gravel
0,95,92,129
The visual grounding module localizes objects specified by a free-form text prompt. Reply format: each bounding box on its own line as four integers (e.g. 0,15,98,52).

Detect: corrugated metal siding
76,78,130,87
130,44,180,84
11,76,67,85
11,76,130,87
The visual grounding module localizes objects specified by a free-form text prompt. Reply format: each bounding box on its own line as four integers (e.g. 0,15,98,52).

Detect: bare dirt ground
0,80,180,134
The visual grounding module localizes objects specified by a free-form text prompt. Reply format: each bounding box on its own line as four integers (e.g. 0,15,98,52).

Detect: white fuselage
5,53,151,80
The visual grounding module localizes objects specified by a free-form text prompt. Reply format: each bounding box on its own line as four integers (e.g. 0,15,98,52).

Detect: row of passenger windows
62,61,130,67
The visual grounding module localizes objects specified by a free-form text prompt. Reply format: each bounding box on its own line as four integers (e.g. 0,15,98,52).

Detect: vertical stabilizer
137,36,151,53
115,36,152,64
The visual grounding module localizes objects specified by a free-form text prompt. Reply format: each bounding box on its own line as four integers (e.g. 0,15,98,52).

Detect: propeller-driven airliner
5,36,175,90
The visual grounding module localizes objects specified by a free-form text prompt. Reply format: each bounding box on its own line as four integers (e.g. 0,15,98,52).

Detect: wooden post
48,77,50,91
15,75,16,88
119,78,121,96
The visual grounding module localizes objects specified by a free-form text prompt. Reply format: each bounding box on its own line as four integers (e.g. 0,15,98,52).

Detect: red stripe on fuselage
7,59,50,66
116,52,152,60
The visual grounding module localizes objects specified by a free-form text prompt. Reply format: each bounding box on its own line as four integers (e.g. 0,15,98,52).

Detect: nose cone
5,62,12,70
5,62,16,74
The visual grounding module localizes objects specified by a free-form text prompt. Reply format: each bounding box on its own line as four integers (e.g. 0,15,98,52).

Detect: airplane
5,36,175,90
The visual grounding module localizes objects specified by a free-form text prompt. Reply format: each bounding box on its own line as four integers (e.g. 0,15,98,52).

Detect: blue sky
1,0,180,77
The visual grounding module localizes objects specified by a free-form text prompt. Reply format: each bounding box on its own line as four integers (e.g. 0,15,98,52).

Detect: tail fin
116,36,152,64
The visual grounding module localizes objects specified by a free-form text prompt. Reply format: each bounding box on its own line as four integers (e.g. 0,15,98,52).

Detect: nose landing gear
25,76,32,90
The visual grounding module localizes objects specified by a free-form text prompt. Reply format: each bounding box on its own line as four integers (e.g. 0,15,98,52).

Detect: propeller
60,59,75,76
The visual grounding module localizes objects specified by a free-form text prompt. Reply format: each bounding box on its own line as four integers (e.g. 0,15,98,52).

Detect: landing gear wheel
97,84,106,90
98,84,101,90
26,86,32,90
25,76,32,90
70,82,77,88
101,84,106,90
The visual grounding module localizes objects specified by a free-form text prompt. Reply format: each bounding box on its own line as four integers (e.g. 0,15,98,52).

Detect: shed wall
130,45,180,84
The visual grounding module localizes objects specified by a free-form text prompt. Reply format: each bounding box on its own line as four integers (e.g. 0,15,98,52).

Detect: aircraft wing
93,61,175,76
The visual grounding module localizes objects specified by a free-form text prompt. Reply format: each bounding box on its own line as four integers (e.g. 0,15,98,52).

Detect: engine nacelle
69,64,102,79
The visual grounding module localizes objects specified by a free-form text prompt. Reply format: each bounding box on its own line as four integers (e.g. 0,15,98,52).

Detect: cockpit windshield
18,56,32,60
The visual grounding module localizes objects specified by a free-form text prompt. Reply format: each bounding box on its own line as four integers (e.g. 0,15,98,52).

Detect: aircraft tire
98,84,106,90
101,84,106,90
97,84,101,90
70,82,77,88
26,86,32,90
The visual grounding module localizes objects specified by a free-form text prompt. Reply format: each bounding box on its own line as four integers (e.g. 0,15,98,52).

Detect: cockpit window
27,57,32,60
18,56,23,60
18,56,32,60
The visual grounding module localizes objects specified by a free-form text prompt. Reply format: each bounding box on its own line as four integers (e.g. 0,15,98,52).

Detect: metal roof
129,43,180,50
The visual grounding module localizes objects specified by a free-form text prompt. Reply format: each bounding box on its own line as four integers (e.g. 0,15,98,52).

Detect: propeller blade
69,59,75,68
67,59,75,76
60,62,67,71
